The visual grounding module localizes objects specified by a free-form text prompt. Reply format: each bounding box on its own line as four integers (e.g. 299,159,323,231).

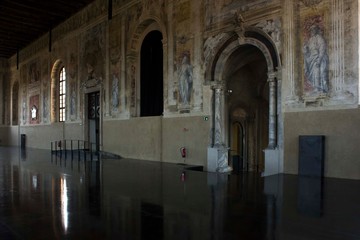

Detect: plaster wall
20,123,82,149
284,108,360,179
0,0,359,179
0,126,18,146
161,116,210,166
0,126,8,146
63,122,84,142
9,126,19,146
103,116,210,166
103,117,162,161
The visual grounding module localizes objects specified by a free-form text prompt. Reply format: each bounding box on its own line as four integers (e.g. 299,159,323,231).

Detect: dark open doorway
227,45,269,173
88,91,100,152
140,30,163,117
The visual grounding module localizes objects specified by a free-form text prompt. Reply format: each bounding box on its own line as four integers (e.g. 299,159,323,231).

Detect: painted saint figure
31,106,37,120
303,24,329,93
22,99,26,124
70,89,76,116
112,75,119,111
178,55,193,105
43,91,48,121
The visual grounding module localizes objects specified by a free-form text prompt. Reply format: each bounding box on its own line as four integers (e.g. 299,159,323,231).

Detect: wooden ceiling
0,0,96,59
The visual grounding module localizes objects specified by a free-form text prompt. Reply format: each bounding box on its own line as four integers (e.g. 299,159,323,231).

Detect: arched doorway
140,30,163,117
207,29,280,175
226,45,269,172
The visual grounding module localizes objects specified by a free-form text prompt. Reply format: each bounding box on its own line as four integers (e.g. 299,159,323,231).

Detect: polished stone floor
0,147,359,240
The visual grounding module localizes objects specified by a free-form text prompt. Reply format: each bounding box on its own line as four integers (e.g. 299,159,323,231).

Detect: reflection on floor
0,147,359,239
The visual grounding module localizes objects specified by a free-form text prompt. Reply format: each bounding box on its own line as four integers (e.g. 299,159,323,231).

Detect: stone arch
127,17,167,116
128,16,167,53
213,34,276,83
204,28,281,83
50,59,64,123
210,28,280,144
244,26,281,69
208,28,281,174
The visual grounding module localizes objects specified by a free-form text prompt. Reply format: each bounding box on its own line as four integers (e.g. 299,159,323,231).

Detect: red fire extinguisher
180,147,186,158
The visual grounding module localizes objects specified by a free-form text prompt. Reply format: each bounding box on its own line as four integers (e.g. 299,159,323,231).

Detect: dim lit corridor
0,147,358,239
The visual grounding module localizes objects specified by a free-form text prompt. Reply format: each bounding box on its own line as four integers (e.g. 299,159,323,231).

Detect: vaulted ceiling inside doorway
225,44,269,118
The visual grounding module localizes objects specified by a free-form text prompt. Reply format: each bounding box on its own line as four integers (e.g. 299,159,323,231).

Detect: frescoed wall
285,0,357,109
0,0,359,179
80,24,106,86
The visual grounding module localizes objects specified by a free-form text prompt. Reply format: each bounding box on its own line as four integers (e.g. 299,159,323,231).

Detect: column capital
161,39,168,47
211,82,225,90
267,70,277,82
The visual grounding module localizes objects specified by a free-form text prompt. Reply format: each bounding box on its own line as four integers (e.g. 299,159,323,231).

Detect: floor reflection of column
264,174,284,239
209,173,227,240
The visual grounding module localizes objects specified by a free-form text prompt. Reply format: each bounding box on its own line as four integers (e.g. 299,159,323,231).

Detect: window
59,67,66,122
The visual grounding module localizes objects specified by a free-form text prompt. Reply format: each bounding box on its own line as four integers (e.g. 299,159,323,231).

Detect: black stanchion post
51,142,53,162
84,141,87,161
78,140,80,160
71,140,73,160
90,143,93,161
64,140,67,159
60,140,62,159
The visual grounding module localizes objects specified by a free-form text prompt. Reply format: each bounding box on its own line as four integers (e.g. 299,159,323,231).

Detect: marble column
268,71,277,149
213,85,223,147
211,84,232,173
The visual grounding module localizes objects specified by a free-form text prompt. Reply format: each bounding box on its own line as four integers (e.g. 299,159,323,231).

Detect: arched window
59,67,66,122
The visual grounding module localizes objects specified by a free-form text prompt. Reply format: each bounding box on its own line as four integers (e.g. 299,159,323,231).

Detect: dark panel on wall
298,135,325,178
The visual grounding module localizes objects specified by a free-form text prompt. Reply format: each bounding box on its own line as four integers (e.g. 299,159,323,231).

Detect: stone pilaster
120,14,126,114
167,1,176,108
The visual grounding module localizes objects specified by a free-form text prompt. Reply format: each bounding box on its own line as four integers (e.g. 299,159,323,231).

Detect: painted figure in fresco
31,106,37,120
178,55,193,105
29,63,39,84
70,89,76,116
43,91,48,121
112,75,119,111
303,24,329,93
22,99,26,124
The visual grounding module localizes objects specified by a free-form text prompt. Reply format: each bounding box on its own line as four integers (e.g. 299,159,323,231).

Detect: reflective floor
0,147,359,240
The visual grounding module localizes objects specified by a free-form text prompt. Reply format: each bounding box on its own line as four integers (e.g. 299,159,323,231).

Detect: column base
207,146,233,173
262,148,280,177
